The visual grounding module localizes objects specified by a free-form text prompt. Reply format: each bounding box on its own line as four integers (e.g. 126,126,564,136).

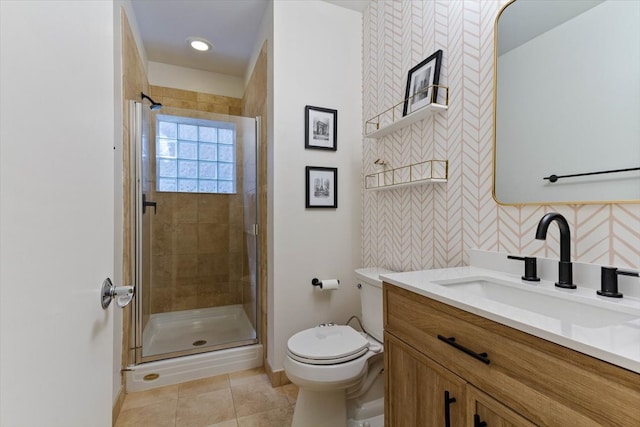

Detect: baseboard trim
265,358,290,388
112,386,126,426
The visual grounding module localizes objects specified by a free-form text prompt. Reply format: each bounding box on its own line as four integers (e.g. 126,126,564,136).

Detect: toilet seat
287,325,369,365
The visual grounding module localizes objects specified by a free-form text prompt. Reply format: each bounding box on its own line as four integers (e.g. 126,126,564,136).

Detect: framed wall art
305,105,337,151
305,166,337,208
402,49,443,116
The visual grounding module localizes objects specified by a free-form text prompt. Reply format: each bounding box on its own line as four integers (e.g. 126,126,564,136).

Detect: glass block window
156,115,236,194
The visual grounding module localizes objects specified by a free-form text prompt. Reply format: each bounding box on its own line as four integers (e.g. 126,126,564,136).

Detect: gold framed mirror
493,0,640,205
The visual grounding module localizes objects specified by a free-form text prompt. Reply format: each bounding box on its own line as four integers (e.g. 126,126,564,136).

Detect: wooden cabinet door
385,333,466,427
467,385,537,427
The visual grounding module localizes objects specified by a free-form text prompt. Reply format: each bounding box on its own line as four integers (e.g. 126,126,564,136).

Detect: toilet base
292,388,347,427
347,371,384,427
291,369,385,427
348,412,384,427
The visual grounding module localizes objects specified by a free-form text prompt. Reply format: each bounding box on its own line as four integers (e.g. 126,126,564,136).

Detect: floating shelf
365,160,448,191
364,85,449,139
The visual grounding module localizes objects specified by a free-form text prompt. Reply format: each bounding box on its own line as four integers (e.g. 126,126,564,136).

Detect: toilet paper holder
311,278,340,288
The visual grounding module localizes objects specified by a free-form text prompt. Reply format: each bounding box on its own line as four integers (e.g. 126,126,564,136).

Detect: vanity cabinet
386,333,466,426
383,283,640,426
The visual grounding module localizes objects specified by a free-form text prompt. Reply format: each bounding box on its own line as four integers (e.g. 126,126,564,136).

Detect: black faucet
535,212,576,289
507,255,540,282
599,267,639,298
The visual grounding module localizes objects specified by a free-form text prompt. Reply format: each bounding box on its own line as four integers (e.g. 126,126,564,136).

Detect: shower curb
126,344,263,392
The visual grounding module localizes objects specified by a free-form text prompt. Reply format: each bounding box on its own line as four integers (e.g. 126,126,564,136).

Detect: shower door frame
128,101,261,365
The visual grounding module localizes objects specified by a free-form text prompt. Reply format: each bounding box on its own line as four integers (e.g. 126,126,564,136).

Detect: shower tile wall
147,86,248,314
362,0,640,272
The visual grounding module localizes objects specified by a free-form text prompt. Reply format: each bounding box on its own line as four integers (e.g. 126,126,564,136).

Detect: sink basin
433,277,639,328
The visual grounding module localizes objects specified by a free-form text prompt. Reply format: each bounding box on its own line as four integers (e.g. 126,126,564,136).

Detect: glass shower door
130,101,259,363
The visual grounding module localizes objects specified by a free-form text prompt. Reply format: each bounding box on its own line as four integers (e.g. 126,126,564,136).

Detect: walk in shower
129,100,260,366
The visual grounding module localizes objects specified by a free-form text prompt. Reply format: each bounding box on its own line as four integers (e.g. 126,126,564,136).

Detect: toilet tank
355,267,394,342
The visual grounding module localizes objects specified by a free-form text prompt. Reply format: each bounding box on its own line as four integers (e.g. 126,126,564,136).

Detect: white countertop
381,266,640,374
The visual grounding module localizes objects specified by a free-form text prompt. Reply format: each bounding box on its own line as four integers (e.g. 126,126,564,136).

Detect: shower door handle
142,194,157,215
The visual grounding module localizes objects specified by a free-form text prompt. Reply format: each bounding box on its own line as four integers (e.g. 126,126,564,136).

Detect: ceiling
130,0,370,78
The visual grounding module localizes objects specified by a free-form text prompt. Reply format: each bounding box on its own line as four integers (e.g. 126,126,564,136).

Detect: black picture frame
305,105,337,151
402,49,443,116
305,166,337,208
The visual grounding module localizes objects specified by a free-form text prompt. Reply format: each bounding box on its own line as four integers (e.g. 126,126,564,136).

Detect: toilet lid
287,325,369,365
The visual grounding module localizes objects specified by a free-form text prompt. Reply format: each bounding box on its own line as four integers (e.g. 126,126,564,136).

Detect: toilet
284,267,393,427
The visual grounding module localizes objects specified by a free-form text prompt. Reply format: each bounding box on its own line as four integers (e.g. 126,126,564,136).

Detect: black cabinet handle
474,414,487,427
444,390,457,427
437,335,490,365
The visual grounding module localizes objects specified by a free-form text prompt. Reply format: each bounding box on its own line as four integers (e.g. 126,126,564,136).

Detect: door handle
142,193,157,214
101,278,134,309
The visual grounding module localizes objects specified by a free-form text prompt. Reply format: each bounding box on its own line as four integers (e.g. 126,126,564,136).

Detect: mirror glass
494,0,640,205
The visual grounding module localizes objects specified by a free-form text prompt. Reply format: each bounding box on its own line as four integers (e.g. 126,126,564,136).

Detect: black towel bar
544,166,640,183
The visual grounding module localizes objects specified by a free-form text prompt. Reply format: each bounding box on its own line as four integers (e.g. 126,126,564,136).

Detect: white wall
269,0,363,371
148,61,244,98
263,0,277,372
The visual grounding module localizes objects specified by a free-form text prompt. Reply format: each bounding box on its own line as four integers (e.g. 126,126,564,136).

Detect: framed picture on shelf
305,166,337,208
402,49,443,116
305,105,337,151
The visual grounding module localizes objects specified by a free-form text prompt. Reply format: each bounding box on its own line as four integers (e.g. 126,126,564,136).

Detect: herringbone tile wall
362,0,640,271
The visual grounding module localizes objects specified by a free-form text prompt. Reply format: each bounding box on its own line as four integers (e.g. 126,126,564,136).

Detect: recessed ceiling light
187,37,213,52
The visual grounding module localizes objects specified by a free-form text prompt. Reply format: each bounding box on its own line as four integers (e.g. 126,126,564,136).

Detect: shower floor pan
142,304,256,357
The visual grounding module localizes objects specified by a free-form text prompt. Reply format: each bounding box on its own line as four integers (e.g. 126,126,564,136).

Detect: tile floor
115,368,297,427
